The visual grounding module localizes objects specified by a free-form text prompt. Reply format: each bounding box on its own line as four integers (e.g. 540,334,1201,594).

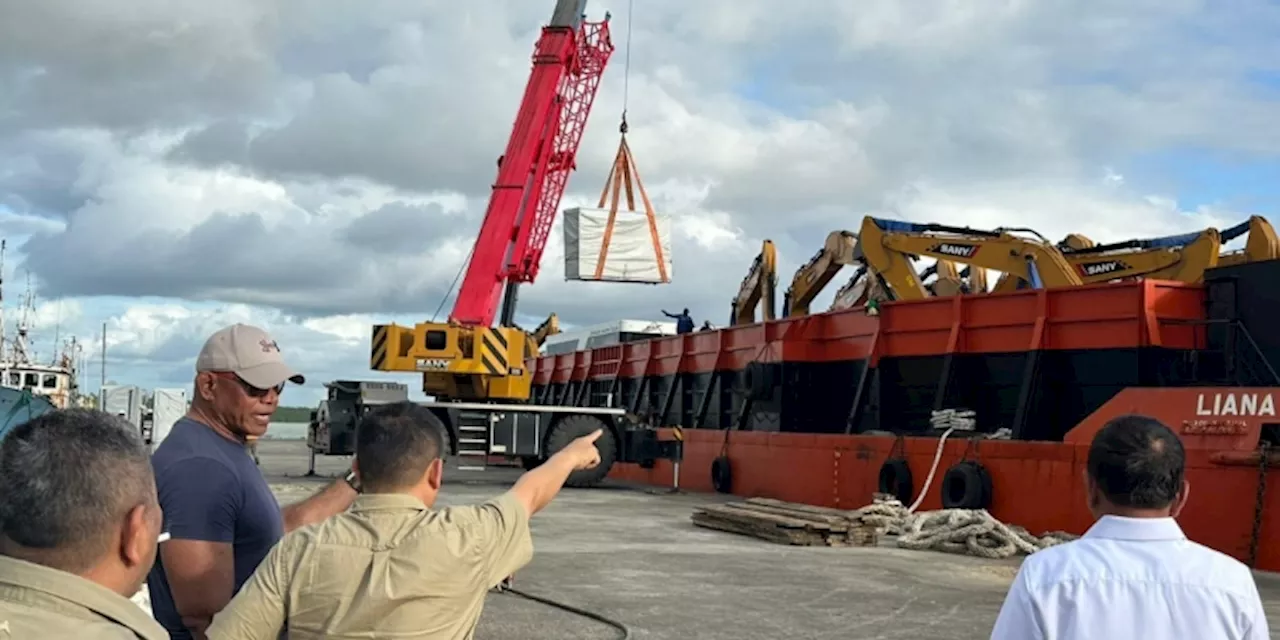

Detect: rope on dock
854,495,1079,560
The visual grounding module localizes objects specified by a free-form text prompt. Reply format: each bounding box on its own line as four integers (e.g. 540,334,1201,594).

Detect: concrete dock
260,439,1280,639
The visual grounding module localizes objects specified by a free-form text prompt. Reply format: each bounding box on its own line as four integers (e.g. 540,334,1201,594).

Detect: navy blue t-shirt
147,417,284,639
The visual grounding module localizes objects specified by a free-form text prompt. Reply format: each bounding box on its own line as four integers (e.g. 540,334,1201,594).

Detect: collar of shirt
0,555,167,640
1082,515,1187,541
350,493,429,513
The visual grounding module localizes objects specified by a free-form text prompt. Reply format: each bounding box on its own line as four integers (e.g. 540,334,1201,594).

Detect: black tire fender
710,455,733,494
743,362,774,401
545,415,618,488
940,461,993,510
877,457,913,504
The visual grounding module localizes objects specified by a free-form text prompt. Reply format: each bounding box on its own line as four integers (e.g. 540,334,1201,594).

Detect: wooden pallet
691,498,881,547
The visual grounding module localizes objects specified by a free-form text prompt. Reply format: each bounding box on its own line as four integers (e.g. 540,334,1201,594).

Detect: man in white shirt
990,414,1270,639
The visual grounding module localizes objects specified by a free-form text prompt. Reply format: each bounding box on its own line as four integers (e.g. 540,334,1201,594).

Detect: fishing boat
525,258,1280,572
0,241,84,410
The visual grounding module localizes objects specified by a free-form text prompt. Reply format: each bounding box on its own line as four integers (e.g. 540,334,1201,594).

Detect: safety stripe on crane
371,325,389,370
480,329,508,376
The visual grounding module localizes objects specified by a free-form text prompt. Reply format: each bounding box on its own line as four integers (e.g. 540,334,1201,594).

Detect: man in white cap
147,323,360,639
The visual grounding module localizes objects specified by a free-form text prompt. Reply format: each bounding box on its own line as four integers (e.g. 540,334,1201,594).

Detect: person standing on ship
990,414,1270,640
0,408,168,639
147,323,360,640
662,308,694,334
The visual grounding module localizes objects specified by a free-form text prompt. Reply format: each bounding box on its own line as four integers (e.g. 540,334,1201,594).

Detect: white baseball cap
195,323,305,389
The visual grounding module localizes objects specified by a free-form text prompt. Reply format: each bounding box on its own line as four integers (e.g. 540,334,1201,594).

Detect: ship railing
1162,318,1280,387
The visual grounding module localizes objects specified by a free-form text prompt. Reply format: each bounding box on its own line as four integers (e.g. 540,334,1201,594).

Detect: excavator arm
730,240,778,325
1218,215,1279,268
1060,227,1222,283
530,313,561,347
925,261,988,297
782,230,857,316
993,217,1277,293
854,216,1084,302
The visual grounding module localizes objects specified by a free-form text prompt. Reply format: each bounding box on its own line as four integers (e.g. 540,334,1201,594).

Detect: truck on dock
305,379,680,487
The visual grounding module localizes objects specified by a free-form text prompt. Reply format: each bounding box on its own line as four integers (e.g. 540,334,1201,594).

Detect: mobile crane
781,230,858,317
853,216,1085,302
729,240,779,325
307,0,681,486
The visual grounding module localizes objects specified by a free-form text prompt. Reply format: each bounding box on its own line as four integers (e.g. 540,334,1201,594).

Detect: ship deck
264,440,1280,639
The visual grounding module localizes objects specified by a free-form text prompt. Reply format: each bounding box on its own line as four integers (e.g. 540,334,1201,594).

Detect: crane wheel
546,415,617,488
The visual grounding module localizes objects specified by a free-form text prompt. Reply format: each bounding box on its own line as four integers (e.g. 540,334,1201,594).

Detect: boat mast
0,240,7,362
12,271,33,365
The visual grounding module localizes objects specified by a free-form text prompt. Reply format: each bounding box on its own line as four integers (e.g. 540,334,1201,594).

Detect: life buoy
877,458,913,504
711,456,733,494
940,461,993,509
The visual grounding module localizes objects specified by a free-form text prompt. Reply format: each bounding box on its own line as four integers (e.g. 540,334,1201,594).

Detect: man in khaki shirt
207,401,604,639
0,408,168,640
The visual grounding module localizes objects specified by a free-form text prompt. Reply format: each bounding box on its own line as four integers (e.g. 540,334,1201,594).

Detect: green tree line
272,406,315,423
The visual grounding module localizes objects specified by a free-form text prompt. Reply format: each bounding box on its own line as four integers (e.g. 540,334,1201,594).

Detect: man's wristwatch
343,469,362,493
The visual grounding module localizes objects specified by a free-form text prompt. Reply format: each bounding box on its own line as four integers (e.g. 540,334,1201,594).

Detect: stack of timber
691,497,880,547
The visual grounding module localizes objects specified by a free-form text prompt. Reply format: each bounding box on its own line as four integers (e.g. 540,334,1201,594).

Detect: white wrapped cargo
151,388,187,448
101,385,143,433
563,207,673,283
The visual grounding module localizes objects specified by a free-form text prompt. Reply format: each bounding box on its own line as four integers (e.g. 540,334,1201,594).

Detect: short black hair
1086,414,1185,509
0,408,155,572
355,402,446,491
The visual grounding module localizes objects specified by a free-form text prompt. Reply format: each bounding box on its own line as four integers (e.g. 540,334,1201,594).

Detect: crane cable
619,0,634,133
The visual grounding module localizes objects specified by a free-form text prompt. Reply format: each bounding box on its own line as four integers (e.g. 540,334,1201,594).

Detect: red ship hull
609,388,1280,571
528,261,1280,571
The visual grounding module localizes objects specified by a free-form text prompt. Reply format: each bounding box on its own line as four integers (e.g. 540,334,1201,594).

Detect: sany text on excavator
305,0,682,485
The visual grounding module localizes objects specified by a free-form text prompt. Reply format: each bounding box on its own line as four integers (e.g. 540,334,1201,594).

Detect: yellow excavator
992,216,1279,292
730,240,779,326
924,261,989,297
1210,215,1277,267
782,231,858,316
853,216,1085,302
527,313,561,348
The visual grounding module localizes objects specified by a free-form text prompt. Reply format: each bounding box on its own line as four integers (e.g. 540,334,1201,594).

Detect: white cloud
0,0,1276,404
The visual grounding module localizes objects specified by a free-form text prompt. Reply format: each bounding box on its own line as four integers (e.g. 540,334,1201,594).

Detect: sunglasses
212,371,285,398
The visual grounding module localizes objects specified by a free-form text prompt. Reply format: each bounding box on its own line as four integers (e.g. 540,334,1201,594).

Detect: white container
563,207,673,283
151,388,188,449
101,384,143,432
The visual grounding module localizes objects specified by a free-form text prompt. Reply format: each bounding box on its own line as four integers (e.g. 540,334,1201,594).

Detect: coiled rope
854,408,1077,559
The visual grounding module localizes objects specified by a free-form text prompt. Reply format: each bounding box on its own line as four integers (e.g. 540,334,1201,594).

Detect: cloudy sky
1,0,1278,406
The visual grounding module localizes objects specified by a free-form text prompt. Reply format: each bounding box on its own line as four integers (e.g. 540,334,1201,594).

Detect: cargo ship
328,0,1279,573
523,259,1280,572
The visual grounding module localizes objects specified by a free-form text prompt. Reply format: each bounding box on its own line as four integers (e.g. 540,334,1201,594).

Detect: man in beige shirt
207,401,604,639
0,408,168,639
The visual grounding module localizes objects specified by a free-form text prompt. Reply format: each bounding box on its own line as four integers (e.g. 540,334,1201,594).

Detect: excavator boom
783,230,857,316
855,216,1083,302
730,240,778,325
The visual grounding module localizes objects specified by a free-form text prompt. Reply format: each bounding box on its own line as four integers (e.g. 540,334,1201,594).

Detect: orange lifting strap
592,133,670,283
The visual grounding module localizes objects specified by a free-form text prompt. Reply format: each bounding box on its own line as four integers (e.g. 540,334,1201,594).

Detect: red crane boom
450,0,614,328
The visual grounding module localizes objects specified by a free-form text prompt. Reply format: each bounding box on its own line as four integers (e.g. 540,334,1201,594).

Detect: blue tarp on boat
0,387,56,441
